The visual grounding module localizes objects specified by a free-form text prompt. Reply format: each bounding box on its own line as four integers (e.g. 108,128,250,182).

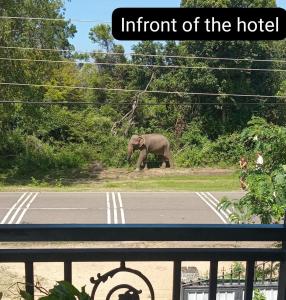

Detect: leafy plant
231,262,245,278
20,281,91,300
219,166,286,224
253,289,266,300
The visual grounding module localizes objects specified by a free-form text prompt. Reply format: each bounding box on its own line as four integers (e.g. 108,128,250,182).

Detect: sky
64,0,286,53
64,0,180,52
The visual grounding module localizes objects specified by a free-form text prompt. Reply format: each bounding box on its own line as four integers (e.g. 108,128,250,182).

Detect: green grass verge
0,172,239,192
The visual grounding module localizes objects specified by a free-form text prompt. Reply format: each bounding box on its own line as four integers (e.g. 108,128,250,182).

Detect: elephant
127,134,172,171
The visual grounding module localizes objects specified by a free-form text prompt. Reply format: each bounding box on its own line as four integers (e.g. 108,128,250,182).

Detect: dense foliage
0,0,285,186
219,117,286,224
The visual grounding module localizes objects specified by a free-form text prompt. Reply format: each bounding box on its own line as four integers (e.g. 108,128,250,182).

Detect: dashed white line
15,192,39,224
117,192,126,224
1,192,27,224
196,192,228,224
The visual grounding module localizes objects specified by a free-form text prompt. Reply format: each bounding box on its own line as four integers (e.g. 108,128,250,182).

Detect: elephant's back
144,134,170,149
144,133,169,142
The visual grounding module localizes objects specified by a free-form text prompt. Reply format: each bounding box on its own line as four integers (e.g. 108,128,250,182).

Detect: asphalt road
0,192,245,224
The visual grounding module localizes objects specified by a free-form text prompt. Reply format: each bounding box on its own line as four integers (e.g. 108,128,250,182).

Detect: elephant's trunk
127,144,133,162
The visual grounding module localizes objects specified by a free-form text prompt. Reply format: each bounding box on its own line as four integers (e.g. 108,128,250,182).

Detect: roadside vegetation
0,172,238,192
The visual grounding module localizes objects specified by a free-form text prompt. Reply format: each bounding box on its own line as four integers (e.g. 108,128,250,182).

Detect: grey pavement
0,191,245,224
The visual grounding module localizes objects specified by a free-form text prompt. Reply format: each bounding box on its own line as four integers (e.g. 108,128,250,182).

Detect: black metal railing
0,223,286,300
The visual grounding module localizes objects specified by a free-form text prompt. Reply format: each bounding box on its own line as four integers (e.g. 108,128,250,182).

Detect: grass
0,172,239,192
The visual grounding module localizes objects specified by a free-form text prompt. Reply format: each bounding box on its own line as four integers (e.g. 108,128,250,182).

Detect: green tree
179,0,284,136
89,24,114,52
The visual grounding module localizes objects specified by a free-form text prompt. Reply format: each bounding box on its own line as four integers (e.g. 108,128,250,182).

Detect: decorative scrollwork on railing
106,284,141,300
90,261,155,300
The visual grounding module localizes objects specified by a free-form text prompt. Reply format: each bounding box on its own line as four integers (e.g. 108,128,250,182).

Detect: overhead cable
0,101,285,105
0,57,285,72
0,16,111,23
1,46,286,63
0,82,285,99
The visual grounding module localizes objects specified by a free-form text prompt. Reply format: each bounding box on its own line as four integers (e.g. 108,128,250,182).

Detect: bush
175,132,245,167
241,117,286,171
206,133,246,165
219,165,286,224
176,147,206,167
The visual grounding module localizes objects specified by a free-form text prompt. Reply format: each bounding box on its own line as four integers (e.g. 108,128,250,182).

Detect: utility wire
0,57,286,72
0,82,285,99
0,101,285,105
0,16,111,23
1,45,286,64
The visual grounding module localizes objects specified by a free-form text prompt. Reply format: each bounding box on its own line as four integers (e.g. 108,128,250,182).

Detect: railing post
64,260,72,283
209,260,218,300
277,210,286,300
25,261,34,299
172,260,181,300
244,260,255,300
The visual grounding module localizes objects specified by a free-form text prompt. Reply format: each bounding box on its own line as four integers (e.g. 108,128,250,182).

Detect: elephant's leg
141,159,148,169
161,156,166,168
164,149,171,168
136,150,147,171
165,159,170,168
143,159,148,170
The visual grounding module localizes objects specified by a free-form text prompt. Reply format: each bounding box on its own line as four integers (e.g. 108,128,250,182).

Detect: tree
89,24,114,52
179,0,284,136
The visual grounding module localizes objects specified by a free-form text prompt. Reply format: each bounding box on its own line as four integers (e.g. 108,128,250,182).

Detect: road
0,191,245,224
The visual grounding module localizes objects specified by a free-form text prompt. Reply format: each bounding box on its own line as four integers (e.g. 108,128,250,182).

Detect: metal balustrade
0,223,285,300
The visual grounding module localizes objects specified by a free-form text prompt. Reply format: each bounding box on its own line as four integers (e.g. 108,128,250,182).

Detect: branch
111,72,155,135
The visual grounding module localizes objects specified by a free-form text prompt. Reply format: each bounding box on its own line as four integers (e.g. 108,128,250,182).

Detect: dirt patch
92,167,236,182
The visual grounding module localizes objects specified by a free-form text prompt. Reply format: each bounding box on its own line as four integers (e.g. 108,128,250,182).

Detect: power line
0,101,285,105
1,45,286,64
1,57,286,72
0,16,111,23
0,46,75,53
0,82,285,99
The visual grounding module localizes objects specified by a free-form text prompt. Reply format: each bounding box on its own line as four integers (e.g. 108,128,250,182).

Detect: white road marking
112,192,118,224
106,192,111,224
0,192,27,224
29,208,89,210
201,192,229,221
206,192,232,215
8,192,33,224
15,192,39,224
117,192,126,224
196,192,228,224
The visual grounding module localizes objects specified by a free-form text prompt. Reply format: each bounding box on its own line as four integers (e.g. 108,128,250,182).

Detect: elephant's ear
138,136,145,147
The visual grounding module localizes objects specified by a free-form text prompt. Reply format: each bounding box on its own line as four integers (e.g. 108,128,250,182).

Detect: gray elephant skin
127,134,172,171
